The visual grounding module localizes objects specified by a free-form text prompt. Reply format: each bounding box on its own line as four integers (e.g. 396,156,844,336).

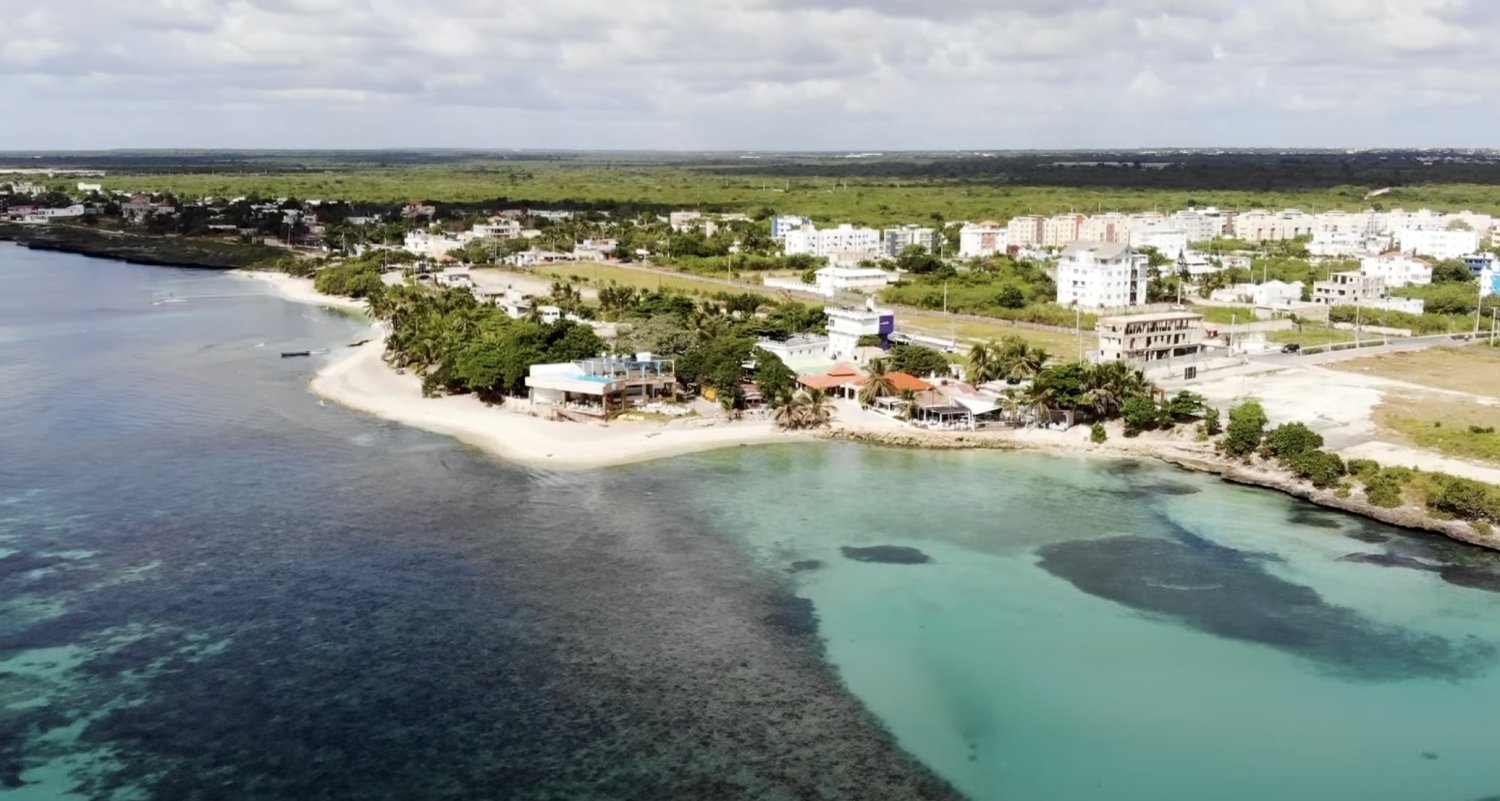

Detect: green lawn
1193,305,1258,325
1268,326,1358,347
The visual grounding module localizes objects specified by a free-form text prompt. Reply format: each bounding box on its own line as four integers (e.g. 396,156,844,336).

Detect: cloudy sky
0,0,1492,150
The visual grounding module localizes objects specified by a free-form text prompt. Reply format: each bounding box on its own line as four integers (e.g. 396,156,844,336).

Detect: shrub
1428,476,1500,523
1264,422,1324,461
1363,469,1407,508
1346,458,1381,481
1199,406,1222,437
1288,449,1346,489
1121,396,1160,438
1090,422,1107,444
1222,401,1268,458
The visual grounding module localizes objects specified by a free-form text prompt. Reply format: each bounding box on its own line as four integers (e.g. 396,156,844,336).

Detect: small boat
280,350,311,358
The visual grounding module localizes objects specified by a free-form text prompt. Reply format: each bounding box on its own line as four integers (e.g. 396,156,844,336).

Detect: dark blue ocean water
0,246,956,800
7,246,1500,801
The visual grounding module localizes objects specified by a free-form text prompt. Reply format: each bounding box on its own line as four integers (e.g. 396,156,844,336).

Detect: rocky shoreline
0,222,284,270
821,428,1500,552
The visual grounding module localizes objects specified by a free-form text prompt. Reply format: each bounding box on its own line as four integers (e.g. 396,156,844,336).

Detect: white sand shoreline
229,270,371,314
237,268,1218,470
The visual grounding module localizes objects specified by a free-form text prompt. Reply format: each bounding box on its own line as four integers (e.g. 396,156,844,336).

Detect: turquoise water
4,244,1500,800
666,445,1500,801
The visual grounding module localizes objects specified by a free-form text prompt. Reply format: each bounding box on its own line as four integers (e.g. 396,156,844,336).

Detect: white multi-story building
1232,209,1316,242
9,181,47,196
1171,208,1230,242
771,215,813,242
76,182,103,194
668,211,703,232
825,299,894,360
1006,215,1046,248
1042,214,1087,247
403,231,468,259
1055,242,1149,309
882,224,938,257
1308,230,1378,257
473,218,522,239
1360,253,1432,288
1076,212,1135,244
1393,228,1481,261
1129,224,1189,260
783,223,882,263
958,221,1009,258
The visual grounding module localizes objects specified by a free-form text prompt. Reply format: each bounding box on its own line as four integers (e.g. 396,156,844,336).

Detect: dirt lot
1326,346,1500,399
1374,392,1500,466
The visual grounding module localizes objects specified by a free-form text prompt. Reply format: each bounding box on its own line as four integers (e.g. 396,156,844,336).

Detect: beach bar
526,355,677,418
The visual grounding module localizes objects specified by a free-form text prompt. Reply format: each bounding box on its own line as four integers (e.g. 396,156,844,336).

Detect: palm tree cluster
1078,360,1157,418
966,336,1051,384
772,388,835,430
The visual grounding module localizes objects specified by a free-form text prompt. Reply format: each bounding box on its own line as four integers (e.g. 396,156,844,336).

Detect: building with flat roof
1312,271,1386,306
958,221,1008,258
1096,312,1205,363
825,299,895,360
526,355,676,418
815,266,898,296
1360,253,1432,288
882,224,938,257
756,335,831,372
1055,241,1148,309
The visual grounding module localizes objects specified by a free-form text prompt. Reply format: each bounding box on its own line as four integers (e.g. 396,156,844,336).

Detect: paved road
1251,332,1488,368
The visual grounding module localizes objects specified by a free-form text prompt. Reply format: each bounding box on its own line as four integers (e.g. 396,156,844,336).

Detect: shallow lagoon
676,445,1500,801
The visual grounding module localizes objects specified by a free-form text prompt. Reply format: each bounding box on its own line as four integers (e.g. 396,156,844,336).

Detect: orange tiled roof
885,372,935,392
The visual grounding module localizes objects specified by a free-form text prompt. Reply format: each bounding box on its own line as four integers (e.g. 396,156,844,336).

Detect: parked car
1281,343,1302,354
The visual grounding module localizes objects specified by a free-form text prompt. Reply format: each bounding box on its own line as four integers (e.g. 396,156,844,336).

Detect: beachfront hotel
525,355,676,418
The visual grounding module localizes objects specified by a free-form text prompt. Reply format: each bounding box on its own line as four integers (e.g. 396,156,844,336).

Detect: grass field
1374,393,1500,465
85,162,1500,226
1194,305,1258,325
1327,346,1500,397
1268,326,1359,347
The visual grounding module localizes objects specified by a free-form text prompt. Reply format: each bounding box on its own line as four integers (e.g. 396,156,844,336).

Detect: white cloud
0,0,1496,149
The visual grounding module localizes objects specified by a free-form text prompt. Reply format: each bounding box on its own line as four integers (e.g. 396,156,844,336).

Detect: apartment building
1006,215,1046,248
1360,253,1432,288
1170,208,1230,242
958,221,1009,258
1232,209,1316,242
1055,241,1149,309
783,223,882,262
1077,212,1133,244
882,224,938,257
1394,228,1481,261
1042,213,1087,247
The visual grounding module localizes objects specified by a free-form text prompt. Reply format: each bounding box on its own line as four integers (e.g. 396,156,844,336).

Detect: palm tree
858,369,896,407
1024,383,1056,428
1007,344,1050,382
801,388,834,428
999,388,1026,427
967,341,995,383
895,388,920,421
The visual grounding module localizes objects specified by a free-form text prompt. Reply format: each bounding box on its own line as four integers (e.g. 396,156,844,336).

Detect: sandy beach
230,270,370,314
311,335,824,469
